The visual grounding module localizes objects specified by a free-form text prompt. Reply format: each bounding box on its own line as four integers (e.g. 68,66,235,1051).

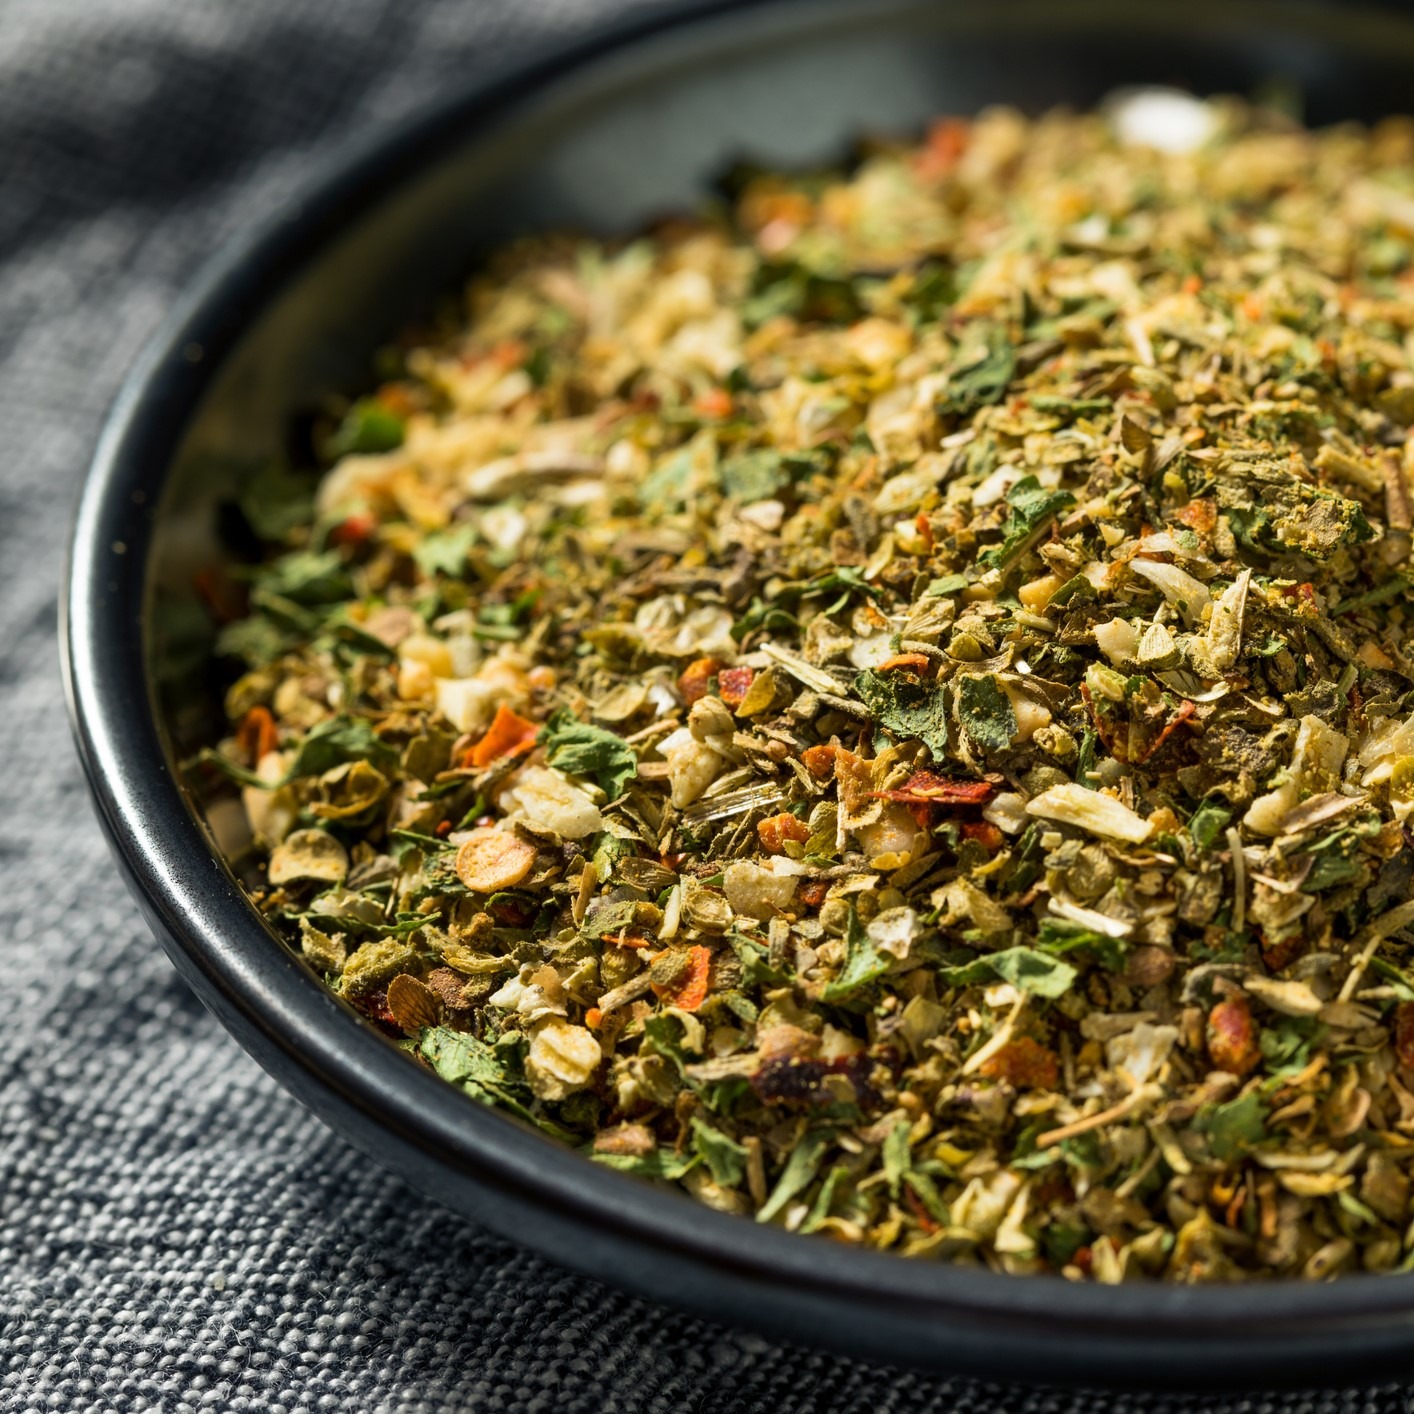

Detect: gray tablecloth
0,2,1407,1409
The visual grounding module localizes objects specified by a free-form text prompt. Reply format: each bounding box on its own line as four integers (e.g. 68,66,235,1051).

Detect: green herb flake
979,476,1076,569
330,398,406,457
1194,1090,1269,1162
543,711,638,799
936,325,1016,418
820,906,891,1002
956,674,1017,753
854,668,949,759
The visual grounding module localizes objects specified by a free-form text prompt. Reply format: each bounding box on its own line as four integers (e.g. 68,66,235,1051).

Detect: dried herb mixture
200,99,1414,1281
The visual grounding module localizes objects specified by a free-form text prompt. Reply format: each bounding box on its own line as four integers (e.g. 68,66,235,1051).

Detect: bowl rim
60,0,1414,1383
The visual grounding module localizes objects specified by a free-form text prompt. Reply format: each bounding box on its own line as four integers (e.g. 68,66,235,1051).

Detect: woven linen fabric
0,2,1410,1410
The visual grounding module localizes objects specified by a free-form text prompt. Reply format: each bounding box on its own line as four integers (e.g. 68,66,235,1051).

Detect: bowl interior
149,0,1414,741
89,0,1414,1382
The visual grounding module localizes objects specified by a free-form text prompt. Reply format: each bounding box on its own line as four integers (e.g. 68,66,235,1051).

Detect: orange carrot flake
978,1037,1059,1090
757,812,810,854
1173,498,1217,536
960,820,1004,852
236,705,279,765
693,388,734,419
455,828,538,894
652,945,713,1012
801,744,839,780
604,931,655,950
677,656,723,705
467,703,538,768
876,652,933,674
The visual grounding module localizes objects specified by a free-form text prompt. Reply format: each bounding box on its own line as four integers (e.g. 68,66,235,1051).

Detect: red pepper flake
1181,274,1203,295
488,896,536,928
960,820,1004,852
1396,1003,1414,1071
1131,698,1197,765
465,702,538,769
651,945,713,1012
329,512,378,548
913,511,935,552
902,1183,941,1234
797,881,830,910
1224,1185,1247,1231
875,652,934,674
235,705,279,765
801,744,839,780
584,1007,604,1030
1276,581,1320,618
1080,682,1125,762
978,1037,1059,1090
677,656,723,705
718,665,755,709
434,819,453,839
349,988,401,1036
1260,933,1303,972
757,812,810,854
1207,996,1260,1077
872,770,996,806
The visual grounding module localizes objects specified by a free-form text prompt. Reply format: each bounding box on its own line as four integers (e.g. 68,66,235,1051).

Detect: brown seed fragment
1125,945,1176,989
386,973,441,1035
1396,1003,1414,1072
455,827,537,893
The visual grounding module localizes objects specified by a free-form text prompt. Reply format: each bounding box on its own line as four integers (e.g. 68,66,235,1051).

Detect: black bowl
63,0,1414,1387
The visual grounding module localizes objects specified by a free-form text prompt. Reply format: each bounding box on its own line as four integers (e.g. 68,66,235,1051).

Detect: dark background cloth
0,1,1408,1409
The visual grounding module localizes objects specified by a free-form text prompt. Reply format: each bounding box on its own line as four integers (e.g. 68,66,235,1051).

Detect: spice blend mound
197,102,1414,1281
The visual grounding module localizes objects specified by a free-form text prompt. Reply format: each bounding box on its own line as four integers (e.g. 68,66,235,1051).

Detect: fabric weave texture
1,1,1410,1409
